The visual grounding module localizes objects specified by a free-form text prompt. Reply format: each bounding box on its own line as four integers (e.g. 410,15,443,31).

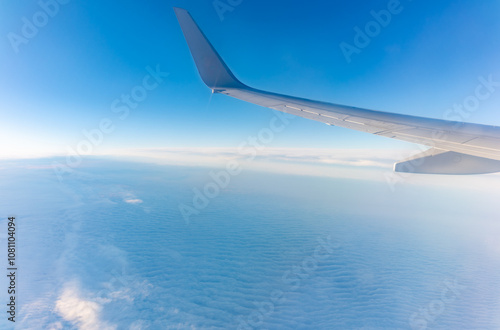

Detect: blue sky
1,0,500,158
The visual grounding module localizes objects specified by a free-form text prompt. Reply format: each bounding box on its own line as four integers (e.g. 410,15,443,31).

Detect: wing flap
395,148,500,174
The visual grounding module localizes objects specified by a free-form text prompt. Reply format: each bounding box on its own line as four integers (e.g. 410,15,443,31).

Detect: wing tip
174,7,245,89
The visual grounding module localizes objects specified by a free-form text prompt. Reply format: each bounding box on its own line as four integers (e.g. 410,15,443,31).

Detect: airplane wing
173,7,500,174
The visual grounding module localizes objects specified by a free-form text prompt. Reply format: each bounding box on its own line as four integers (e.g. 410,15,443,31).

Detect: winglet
173,7,245,90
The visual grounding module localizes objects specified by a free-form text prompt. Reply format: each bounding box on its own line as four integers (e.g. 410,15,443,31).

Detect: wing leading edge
173,7,500,174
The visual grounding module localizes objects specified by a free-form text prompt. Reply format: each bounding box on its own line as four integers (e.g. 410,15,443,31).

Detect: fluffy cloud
55,283,116,330
124,198,143,204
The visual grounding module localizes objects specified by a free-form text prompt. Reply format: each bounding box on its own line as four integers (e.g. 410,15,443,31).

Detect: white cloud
124,198,143,204
104,147,398,182
103,147,500,189
105,147,397,169
55,283,116,330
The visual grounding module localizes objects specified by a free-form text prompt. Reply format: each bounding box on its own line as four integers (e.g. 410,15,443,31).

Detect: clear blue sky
1,0,500,157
